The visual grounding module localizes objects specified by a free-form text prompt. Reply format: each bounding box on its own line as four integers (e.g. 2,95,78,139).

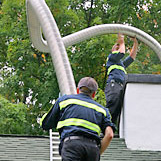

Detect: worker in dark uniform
40,77,115,161
105,34,138,126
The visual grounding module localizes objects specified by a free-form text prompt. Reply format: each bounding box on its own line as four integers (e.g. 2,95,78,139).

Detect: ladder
50,129,62,161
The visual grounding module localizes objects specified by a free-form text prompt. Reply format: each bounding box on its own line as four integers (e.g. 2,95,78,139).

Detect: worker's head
112,43,119,52
77,77,98,98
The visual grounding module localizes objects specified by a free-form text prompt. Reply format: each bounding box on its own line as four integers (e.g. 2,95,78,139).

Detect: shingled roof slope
0,135,50,161
101,138,161,161
1,135,161,161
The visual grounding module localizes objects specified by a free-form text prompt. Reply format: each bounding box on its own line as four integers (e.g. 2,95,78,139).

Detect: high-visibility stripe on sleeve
40,113,47,126
57,118,101,135
107,64,127,75
59,99,106,116
112,51,119,54
39,104,54,126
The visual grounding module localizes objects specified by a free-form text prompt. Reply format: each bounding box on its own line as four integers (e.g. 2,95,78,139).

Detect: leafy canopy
0,0,160,135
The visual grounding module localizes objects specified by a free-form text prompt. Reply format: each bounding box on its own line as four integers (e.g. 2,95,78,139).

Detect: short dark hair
79,86,93,95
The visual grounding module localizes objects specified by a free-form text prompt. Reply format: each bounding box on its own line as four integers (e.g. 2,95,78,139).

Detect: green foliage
0,0,160,135
0,95,28,134
94,88,106,107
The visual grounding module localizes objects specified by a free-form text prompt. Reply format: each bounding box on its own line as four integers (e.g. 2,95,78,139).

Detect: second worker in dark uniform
105,34,138,126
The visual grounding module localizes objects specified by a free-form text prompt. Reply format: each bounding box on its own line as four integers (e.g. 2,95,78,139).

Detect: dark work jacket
41,93,115,143
106,51,134,84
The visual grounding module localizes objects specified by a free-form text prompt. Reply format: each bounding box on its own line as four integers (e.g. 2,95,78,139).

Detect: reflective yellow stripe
107,65,127,75
40,113,47,126
59,99,106,116
39,104,54,126
57,118,101,135
112,51,119,54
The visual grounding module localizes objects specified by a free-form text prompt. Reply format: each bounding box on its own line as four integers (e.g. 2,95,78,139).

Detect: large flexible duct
26,0,161,96
26,0,76,95
62,24,161,61
26,1,161,62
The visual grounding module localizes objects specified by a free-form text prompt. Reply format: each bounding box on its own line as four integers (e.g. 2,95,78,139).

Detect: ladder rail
50,130,62,161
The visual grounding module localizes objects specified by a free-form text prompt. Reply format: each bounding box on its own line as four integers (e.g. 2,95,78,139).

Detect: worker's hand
117,33,124,44
130,37,138,47
129,36,138,42
129,36,139,59
118,33,124,39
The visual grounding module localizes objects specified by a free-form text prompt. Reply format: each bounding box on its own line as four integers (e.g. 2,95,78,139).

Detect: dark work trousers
61,139,100,161
104,80,124,125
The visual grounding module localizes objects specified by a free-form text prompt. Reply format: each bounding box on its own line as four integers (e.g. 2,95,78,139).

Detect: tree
0,95,28,134
0,0,160,135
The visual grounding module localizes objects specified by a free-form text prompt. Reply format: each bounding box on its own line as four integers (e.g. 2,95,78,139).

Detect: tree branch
87,0,94,27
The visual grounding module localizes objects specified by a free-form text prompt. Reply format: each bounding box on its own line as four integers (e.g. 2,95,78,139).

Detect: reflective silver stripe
59,99,106,116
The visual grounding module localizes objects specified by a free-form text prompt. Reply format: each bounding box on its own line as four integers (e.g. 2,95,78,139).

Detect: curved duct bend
62,24,161,61
26,0,76,95
27,4,161,61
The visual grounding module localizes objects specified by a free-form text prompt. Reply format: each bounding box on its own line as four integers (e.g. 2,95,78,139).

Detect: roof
125,74,161,84
101,137,161,161
0,135,50,161
1,135,161,161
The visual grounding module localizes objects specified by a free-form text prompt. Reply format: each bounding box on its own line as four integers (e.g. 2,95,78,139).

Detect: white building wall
120,83,161,151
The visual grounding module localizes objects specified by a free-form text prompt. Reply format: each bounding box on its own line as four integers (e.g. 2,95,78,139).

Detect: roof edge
0,134,49,138
126,74,161,84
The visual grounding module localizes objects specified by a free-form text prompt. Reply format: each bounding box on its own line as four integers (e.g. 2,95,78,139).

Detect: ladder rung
52,145,59,149
50,131,61,161
52,141,60,144
52,156,61,160
52,132,59,135
53,151,59,154
52,136,60,139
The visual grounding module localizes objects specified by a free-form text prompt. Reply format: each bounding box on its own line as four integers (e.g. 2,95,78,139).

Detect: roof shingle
1,135,161,161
